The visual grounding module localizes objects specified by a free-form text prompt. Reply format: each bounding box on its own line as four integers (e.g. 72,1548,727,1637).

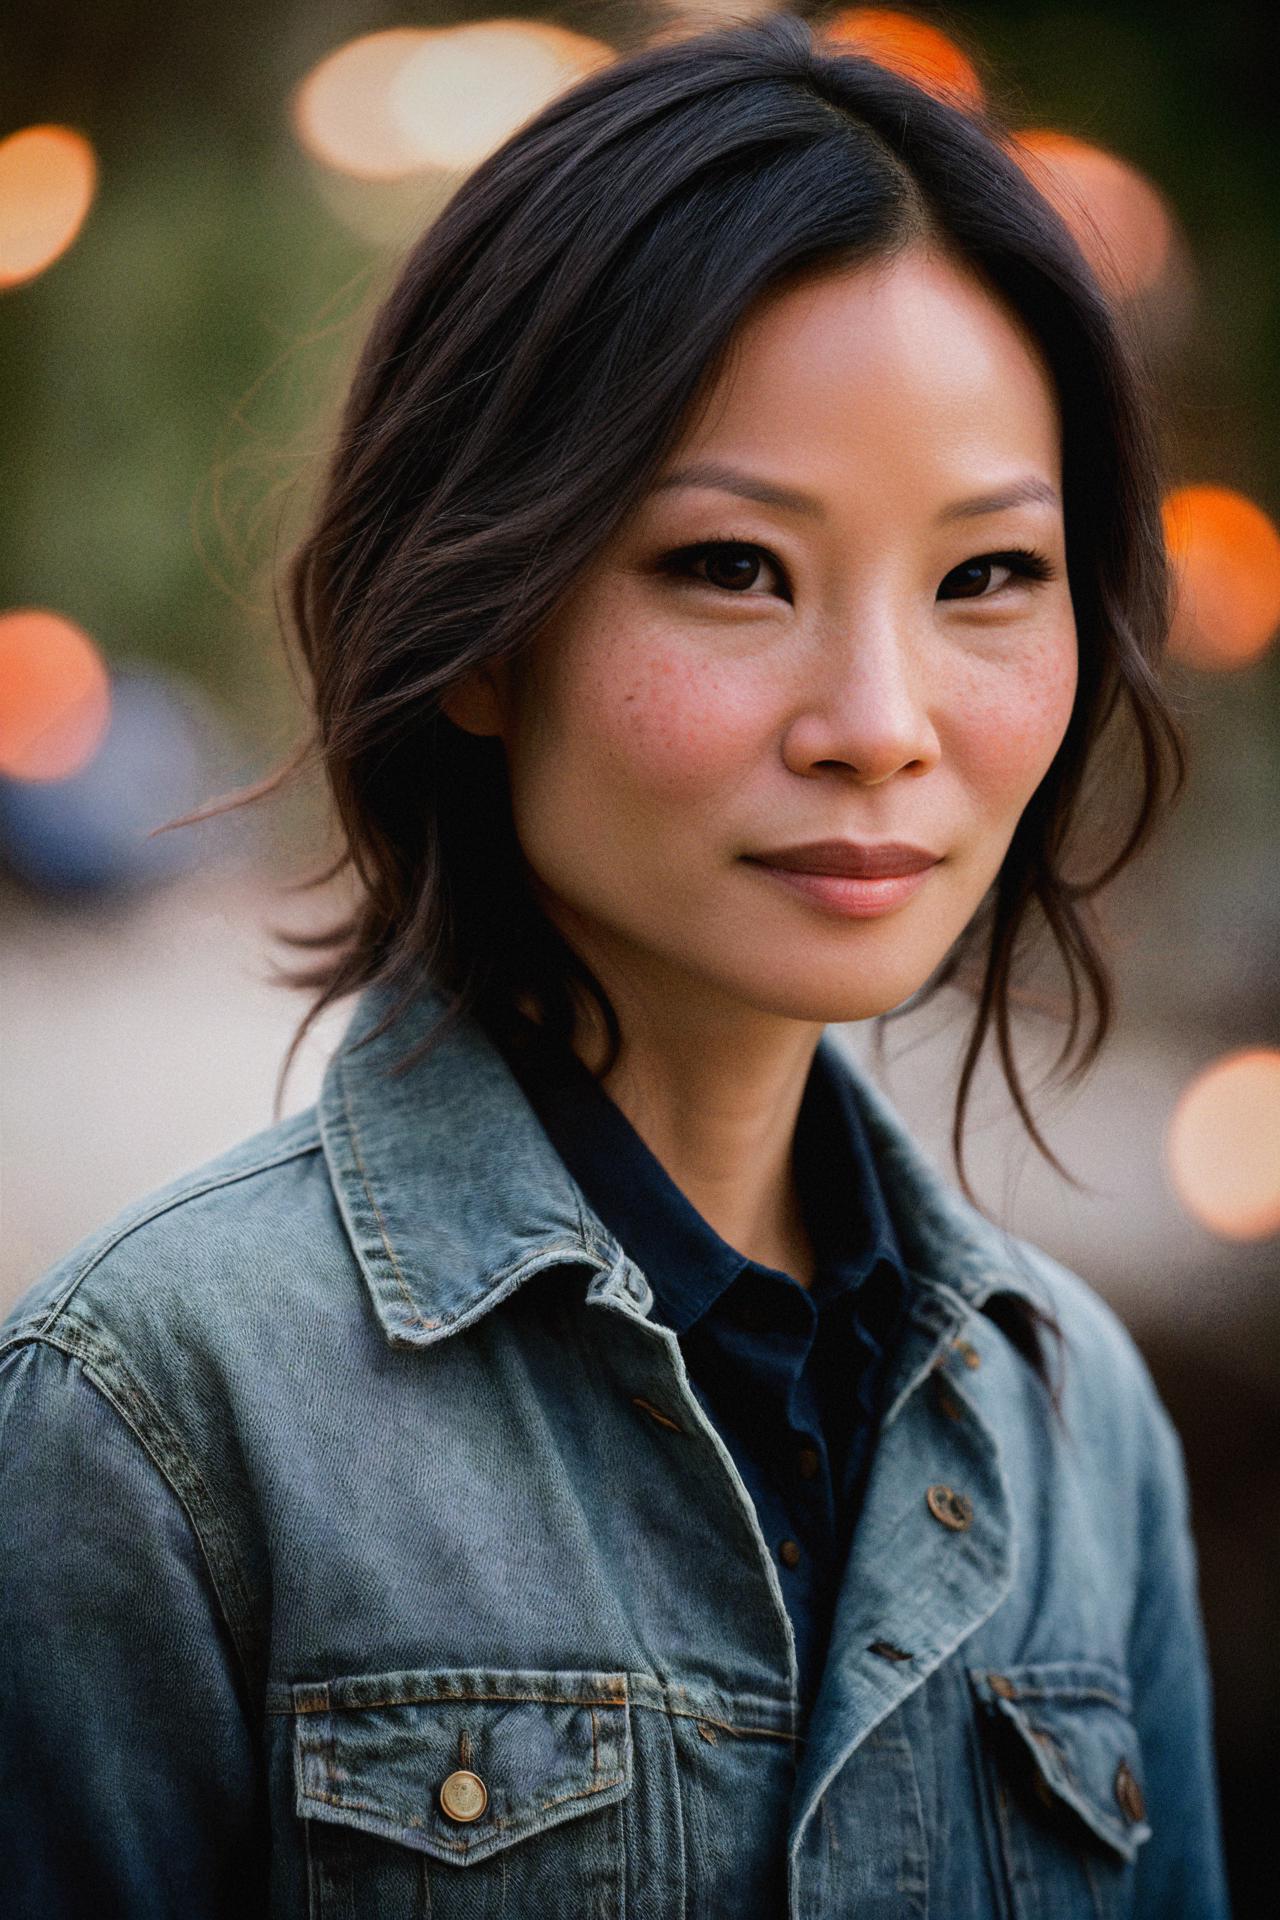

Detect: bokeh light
293,19,614,183
0,665,238,895
0,124,97,289
1163,486,1280,670
821,8,984,110
1008,130,1174,303
1167,1049,1280,1241
292,29,435,180
389,19,615,173
0,609,111,781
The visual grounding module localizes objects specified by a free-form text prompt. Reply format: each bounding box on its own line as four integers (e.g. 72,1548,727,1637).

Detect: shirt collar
318,979,1046,1348
497,1023,904,1336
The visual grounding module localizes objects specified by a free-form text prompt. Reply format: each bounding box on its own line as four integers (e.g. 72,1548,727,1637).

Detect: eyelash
658,537,1058,601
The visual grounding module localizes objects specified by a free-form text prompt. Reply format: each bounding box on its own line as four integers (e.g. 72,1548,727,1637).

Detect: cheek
953,638,1078,808
574,635,764,804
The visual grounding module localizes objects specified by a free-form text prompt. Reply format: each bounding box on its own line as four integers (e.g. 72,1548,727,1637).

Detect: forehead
678,246,1063,490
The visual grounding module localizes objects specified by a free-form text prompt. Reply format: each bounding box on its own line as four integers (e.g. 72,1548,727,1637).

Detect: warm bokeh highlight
1009,129,1174,302
1167,1049,1280,1241
1163,486,1280,670
291,29,436,180
292,19,614,181
389,20,615,172
821,8,984,110
0,608,112,781
0,124,97,289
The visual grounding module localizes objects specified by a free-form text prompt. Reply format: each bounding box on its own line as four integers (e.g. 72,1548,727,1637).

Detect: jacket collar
318,980,1045,1348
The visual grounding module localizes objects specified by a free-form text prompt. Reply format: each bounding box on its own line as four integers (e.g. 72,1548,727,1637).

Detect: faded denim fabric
0,980,1231,1918
499,1020,910,1715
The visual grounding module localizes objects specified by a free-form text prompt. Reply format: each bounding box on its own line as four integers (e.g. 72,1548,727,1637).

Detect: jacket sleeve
1126,1369,1232,1918
0,1337,270,1920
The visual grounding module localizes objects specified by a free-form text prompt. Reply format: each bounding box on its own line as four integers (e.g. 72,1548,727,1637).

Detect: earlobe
439,665,507,739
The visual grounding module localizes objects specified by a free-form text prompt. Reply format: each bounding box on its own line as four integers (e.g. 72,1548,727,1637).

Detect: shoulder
974,1226,1187,1527
0,1107,347,1408
1002,1229,1172,1422
0,1114,341,1707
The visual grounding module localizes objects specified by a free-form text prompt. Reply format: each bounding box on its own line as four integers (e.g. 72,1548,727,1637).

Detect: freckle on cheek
971,671,1075,786
609,659,729,775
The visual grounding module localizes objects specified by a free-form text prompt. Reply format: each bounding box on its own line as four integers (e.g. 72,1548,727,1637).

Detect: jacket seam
4,1324,264,1714
274,1691,798,1743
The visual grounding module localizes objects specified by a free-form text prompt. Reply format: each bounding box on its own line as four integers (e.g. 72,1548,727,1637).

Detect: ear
438,664,508,739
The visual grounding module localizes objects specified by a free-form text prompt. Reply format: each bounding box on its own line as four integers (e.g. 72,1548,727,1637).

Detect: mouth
744,839,941,877
741,841,942,919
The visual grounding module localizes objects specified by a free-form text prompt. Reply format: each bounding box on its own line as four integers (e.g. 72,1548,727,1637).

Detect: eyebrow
651,461,1061,524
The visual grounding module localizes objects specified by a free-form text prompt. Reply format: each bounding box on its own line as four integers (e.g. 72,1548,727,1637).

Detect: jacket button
439,1770,489,1823
1114,1758,1146,1823
925,1483,974,1531
779,1538,802,1568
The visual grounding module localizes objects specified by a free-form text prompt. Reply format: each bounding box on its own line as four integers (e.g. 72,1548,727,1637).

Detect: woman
0,12,1230,1917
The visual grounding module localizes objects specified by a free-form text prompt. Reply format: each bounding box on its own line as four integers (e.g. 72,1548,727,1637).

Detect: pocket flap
968,1661,1152,1863
290,1667,632,1864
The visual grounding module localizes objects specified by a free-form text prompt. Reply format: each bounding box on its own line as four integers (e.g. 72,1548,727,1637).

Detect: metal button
779,1538,802,1568
988,1671,1017,1699
925,1483,974,1531
439,1770,489,1823
796,1446,820,1480
1114,1758,1146,1823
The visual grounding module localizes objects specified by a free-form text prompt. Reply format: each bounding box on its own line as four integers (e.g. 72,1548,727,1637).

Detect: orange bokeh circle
0,124,97,288
1163,486,1280,670
1167,1049,1280,1241
821,9,984,110
1009,130,1173,302
0,608,112,781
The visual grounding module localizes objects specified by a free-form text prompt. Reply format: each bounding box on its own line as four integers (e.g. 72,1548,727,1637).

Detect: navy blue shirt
497,1024,909,1711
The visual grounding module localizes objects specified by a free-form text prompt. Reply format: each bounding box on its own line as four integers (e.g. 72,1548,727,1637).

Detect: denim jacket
0,980,1231,1918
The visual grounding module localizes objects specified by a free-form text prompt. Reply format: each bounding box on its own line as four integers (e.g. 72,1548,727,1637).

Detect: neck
566,975,825,1289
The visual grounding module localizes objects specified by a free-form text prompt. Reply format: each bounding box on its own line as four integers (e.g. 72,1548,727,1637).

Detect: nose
779,619,941,786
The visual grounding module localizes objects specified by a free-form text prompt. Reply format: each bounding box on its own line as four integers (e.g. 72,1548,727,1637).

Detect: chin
704,953,939,1028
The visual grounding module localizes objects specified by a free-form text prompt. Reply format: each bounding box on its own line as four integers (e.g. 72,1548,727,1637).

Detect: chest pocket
289,1667,634,1919
968,1661,1152,1920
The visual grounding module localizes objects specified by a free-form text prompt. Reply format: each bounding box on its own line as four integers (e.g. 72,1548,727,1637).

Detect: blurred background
0,2,1275,1907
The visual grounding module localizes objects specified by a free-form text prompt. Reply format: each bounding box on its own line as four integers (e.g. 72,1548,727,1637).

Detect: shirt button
778,1538,802,1569
439,1770,489,1823
925,1483,974,1531
796,1446,820,1480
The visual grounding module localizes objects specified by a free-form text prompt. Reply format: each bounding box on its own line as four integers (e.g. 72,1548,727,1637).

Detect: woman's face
445,244,1078,1030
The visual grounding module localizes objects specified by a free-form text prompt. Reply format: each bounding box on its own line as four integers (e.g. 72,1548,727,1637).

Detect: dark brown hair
190,12,1184,1377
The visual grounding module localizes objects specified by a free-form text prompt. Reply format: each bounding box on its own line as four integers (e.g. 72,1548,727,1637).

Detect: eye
659,539,789,599
938,547,1057,601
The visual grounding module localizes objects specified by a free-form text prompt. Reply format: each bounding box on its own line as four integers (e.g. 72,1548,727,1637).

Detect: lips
745,840,941,878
